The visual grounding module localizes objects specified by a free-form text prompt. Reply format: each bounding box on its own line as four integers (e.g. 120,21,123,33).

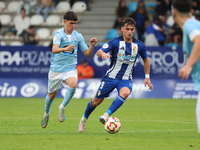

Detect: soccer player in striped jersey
78,17,153,132
172,0,200,134
41,11,97,128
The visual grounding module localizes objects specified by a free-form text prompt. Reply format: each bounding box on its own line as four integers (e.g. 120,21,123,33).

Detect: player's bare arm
143,57,152,90
179,35,200,81
52,44,74,53
96,49,112,60
83,37,97,58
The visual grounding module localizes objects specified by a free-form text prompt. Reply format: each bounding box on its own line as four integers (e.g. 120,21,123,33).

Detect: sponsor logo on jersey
120,46,125,50
117,53,135,61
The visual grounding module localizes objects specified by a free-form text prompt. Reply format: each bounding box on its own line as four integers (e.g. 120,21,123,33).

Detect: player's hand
102,53,112,60
144,78,153,91
90,37,97,46
64,45,74,52
178,65,192,81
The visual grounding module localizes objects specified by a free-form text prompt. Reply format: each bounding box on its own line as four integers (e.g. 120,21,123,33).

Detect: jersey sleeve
78,33,88,52
184,21,200,42
53,32,62,45
138,43,148,59
100,41,114,53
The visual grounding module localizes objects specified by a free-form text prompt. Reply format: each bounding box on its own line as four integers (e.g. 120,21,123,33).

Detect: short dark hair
63,11,78,21
20,7,25,12
29,25,35,30
122,17,136,27
173,0,192,13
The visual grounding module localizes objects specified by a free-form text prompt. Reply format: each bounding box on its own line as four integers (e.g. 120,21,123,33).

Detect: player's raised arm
96,49,112,60
82,37,97,58
143,57,152,90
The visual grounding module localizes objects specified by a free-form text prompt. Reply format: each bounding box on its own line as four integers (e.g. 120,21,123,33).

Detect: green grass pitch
0,98,200,150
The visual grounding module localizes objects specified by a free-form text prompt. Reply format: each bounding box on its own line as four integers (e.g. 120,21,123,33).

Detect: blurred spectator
77,59,94,79
168,23,182,45
129,0,149,41
17,0,37,15
117,27,122,36
156,0,172,15
195,13,200,21
15,8,30,36
113,0,129,28
192,0,200,11
36,0,52,21
145,15,168,46
21,26,40,45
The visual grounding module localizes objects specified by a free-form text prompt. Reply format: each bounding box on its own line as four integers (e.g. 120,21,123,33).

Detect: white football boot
99,113,109,124
58,106,65,122
41,113,50,128
78,116,87,133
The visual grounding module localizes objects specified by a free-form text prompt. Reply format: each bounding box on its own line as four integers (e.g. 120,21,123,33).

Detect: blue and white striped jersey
101,35,147,80
183,18,200,91
50,27,88,73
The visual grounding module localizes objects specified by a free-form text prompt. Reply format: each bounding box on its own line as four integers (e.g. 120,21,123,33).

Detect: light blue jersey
183,18,200,91
51,27,88,73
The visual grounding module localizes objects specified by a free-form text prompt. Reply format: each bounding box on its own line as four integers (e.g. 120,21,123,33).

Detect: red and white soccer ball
104,117,121,134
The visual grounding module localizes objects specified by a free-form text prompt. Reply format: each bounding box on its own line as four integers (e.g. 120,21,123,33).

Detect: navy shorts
95,77,133,98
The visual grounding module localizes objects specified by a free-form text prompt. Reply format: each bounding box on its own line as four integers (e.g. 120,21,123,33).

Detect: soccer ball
104,117,121,134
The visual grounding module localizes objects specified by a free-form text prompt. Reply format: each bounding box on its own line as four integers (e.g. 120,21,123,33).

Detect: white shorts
48,70,77,93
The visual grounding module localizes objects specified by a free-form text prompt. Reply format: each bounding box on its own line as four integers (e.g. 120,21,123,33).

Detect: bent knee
68,82,77,89
120,91,130,99
92,98,104,107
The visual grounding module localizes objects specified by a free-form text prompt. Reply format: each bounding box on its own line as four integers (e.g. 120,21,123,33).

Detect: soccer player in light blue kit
172,0,200,134
41,11,97,128
78,17,153,132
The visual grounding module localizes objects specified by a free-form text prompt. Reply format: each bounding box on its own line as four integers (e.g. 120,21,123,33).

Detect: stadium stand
0,0,185,46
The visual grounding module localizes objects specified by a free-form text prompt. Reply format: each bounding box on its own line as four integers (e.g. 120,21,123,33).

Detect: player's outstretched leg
99,95,125,124
78,116,87,132
58,87,76,122
41,95,54,128
78,100,96,132
99,113,109,124
41,112,50,128
196,92,200,134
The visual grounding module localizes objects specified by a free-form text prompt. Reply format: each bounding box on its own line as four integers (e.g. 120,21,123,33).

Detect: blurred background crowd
0,0,200,47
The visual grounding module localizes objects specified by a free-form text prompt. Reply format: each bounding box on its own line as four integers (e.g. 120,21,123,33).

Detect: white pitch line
0,129,196,134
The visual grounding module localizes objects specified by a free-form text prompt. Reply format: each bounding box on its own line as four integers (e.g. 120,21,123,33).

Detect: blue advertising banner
0,46,186,79
0,78,197,99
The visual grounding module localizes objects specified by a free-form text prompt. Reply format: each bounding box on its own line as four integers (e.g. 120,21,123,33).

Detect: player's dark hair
172,0,192,13
29,25,35,29
20,7,25,12
122,17,136,27
63,11,78,21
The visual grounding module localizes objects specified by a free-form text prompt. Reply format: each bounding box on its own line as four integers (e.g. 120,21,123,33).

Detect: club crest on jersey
133,46,137,52
74,37,78,43
98,90,101,96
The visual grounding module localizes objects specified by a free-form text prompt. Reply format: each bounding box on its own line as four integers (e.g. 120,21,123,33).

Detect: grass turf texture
0,98,199,150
